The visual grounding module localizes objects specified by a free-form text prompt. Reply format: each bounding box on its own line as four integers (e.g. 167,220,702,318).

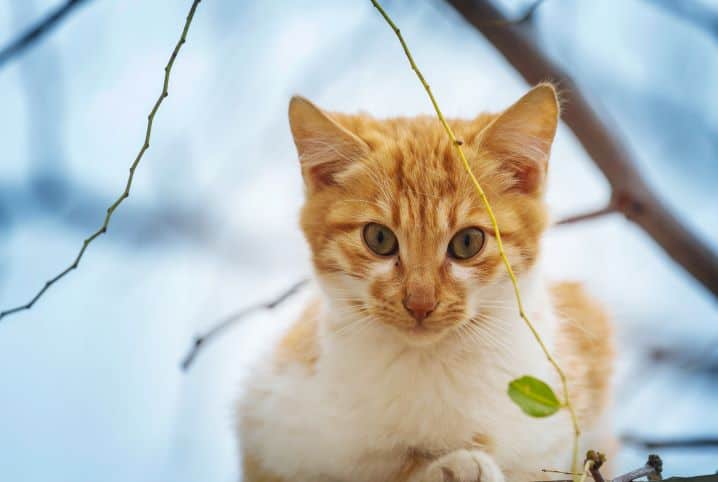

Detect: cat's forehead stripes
296,87,556,293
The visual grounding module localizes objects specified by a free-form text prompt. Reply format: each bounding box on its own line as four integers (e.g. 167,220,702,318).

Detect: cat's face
290,85,558,346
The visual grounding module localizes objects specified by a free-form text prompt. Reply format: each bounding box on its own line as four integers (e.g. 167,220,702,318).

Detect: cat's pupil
378,231,384,244
463,234,471,247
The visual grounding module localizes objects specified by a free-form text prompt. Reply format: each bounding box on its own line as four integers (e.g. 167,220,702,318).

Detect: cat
236,84,614,482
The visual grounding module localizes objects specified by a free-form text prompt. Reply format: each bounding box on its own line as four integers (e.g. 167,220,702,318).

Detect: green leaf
507,375,561,418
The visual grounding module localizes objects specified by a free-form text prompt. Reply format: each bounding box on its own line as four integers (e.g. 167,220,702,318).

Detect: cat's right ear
289,96,368,191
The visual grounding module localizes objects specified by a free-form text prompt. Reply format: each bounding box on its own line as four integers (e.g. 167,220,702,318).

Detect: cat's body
237,85,613,482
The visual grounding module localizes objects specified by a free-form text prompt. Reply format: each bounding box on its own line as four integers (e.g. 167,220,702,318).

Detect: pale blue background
1,1,717,480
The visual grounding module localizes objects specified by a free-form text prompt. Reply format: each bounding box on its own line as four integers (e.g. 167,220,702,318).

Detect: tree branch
613,454,663,482
445,0,718,299
623,434,718,450
0,0,203,322
0,0,92,69
555,203,617,226
180,279,310,371
537,454,664,482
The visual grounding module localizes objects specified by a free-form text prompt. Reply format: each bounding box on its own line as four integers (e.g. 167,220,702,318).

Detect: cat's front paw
416,450,504,482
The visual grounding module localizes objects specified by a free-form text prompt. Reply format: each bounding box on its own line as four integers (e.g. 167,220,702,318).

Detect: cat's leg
410,450,504,482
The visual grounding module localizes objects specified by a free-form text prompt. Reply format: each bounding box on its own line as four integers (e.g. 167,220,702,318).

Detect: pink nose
403,294,437,323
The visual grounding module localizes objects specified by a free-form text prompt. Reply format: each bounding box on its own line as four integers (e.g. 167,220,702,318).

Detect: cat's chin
392,324,450,347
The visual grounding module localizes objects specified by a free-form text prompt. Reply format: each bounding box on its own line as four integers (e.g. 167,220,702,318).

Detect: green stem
369,1,581,478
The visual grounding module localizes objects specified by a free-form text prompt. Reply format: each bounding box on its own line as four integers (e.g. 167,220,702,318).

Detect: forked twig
0,0,92,69
180,279,310,371
0,0,203,322
537,455,663,482
555,203,617,226
613,454,663,482
446,0,718,298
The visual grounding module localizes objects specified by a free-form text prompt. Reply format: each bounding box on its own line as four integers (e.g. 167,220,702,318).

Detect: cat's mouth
394,321,452,346
404,324,437,335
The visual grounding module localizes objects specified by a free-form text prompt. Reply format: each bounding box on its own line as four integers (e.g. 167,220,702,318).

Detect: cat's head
289,85,559,346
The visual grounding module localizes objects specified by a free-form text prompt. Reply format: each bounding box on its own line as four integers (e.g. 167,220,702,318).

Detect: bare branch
445,0,718,299
0,0,92,69
623,434,718,449
0,0,203,322
180,279,310,371
536,454,664,482
613,454,663,482
555,203,617,226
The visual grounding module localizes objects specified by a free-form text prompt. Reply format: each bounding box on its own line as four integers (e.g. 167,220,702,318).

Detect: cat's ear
289,96,368,191
478,83,559,195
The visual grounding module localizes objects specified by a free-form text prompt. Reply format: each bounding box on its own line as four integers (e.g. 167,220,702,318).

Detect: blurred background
0,0,717,480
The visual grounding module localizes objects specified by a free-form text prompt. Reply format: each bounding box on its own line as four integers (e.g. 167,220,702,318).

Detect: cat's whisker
333,316,375,338
462,319,514,354
331,314,369,333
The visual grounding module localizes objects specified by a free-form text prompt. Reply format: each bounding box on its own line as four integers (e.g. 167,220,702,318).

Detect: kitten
237,84,614,482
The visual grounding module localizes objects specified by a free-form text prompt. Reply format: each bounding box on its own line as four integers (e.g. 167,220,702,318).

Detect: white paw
417,450,504,482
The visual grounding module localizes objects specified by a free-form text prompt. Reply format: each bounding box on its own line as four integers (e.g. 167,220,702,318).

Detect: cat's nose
403,293,437,323
404,270,438,323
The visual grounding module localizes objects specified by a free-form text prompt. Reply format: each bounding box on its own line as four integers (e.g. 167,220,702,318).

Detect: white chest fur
238,281,572,481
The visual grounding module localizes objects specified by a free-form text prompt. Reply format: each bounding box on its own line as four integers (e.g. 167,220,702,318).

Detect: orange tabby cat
237,84,614,482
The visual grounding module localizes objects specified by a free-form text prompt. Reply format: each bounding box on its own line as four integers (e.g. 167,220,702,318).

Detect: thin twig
0,0,203,322
369,0,581,477
536,455,664,482
0,0,92,69
180,279,310,371
612,454,663,482
541,469,583,477
623,434,718,449
446,0,718,298
555,203,617,226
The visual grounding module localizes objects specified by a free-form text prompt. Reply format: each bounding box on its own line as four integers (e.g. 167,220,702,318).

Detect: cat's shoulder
274,297,321,373
550,281,614,422
550,282,610,344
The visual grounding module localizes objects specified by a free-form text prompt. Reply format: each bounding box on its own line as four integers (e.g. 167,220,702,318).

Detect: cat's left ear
478,83,559,195
289,96,369,192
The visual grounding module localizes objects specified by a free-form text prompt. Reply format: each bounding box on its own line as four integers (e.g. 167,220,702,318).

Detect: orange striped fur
237,85,614,482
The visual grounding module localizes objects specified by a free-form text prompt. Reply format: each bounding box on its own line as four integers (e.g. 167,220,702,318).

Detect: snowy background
0,0,716,480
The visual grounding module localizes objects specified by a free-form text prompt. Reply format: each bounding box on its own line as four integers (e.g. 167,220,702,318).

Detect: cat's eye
448,227,485,260
363,223,398,256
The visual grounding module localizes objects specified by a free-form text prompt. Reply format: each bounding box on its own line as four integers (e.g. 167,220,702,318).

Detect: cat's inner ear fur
288,96,369,191
478,83,559,195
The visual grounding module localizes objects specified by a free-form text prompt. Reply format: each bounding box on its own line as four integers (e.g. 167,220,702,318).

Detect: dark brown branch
446,0,718,299
555,203,617,226
180,279,309,371
536,454,664,482
0,0,92,69
0,0,203,322
613,454,663,482
623,434,718,450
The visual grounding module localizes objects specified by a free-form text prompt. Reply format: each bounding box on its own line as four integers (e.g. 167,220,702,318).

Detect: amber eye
448,227,485,260
363,223,398,256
